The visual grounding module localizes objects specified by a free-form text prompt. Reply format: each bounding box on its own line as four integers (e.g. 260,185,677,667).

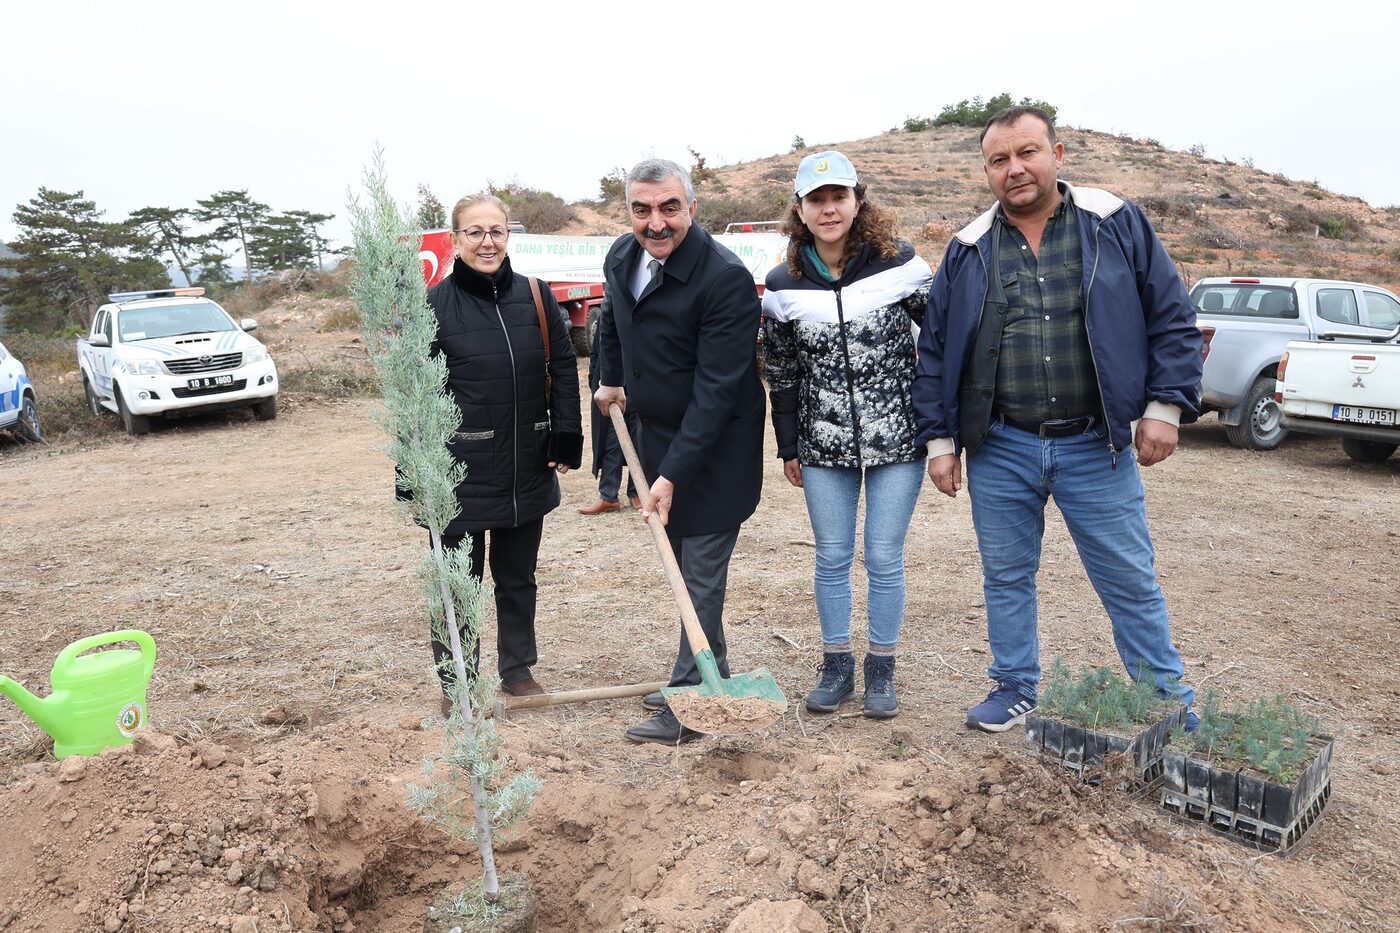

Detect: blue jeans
966,420,1193,705
801,460,925,650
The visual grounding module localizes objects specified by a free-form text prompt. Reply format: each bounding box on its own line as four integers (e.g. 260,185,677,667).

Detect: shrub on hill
698,187,792,234
488,183,575,234
905,94,1059,133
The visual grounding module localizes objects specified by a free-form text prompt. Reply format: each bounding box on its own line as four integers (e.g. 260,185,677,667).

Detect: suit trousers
593,402,640,502
666,525,740,688
432,519,544,691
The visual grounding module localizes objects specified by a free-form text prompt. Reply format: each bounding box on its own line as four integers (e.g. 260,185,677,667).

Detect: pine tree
347,152,538,908
191,249,233,286
247,214,314,273
287,210,335,270
196,189,269,280
417,185,446,231
127,206,207,286
0,188,167,332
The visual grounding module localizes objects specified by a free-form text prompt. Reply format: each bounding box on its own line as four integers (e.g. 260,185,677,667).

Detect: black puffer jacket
427,256,583,534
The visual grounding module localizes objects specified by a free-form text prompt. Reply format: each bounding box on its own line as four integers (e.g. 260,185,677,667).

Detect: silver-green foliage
347,152,538,901
1038,657,1177,730
1172,690,1322,783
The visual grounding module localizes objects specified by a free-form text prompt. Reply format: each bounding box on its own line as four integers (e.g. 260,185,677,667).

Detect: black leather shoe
641,690,666,711
624,707,702,745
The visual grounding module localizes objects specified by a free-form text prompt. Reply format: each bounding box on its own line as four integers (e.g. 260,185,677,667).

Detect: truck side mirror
89,333,111,348
240,318,258,332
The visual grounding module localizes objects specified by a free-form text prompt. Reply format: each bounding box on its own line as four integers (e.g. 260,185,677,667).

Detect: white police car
77,287,278,435
0,339,42,442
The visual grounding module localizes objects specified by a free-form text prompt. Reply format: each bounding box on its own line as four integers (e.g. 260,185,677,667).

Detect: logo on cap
814,159,830,174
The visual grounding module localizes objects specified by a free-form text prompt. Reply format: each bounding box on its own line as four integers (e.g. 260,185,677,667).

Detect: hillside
567,125,1400,292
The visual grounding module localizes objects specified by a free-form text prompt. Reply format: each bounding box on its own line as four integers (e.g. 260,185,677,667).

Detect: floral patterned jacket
761,241,933,468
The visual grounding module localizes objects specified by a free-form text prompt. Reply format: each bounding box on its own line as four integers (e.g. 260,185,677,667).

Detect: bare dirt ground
2,347,1398,932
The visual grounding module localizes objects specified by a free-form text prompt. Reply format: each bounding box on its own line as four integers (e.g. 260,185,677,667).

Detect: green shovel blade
661,650,787,734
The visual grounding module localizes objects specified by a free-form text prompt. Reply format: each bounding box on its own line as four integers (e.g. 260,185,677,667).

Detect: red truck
418,228,786,356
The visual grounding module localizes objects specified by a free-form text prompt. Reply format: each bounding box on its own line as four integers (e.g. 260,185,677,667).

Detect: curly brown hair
781,182,902,279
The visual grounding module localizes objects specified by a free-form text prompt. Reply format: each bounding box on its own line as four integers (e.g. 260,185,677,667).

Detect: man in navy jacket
913,106,1203,733
594,159,765,744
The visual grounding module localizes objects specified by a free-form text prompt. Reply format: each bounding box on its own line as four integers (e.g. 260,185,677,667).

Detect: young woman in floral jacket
761,151,933,718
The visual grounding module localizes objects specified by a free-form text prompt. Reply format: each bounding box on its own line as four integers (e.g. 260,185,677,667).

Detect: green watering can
0,630,157,758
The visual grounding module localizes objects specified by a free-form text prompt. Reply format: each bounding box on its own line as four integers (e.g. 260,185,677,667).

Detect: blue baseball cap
794,150,859,198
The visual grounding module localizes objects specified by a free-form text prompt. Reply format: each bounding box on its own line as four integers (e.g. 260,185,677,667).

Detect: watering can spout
0,675,60,736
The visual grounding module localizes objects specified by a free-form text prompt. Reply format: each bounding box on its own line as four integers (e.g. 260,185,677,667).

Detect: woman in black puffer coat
424,193,583,708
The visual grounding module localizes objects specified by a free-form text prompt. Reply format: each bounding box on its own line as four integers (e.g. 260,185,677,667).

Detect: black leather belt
1000,413,1097,438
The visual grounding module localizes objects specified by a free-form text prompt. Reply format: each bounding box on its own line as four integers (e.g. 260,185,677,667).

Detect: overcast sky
1,0,1388,259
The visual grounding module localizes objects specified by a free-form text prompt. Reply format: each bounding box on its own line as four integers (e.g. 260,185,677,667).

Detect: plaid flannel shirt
993,198,1101,424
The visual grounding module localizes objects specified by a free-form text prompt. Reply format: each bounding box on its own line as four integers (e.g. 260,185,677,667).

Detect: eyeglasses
456,227,509,243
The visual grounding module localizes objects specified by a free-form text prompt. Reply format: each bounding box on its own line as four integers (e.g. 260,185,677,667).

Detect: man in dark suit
594,158,765,745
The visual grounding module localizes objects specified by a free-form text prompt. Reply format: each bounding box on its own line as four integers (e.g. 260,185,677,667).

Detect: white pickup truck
1277,321,1400,463
1191,277,1400,450
77,287,279,435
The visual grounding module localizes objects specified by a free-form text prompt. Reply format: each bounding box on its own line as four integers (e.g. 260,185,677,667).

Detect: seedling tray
1025,705,1186,785
1159,735,1334,853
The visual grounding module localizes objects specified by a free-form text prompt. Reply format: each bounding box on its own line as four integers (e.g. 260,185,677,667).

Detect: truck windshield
118,304,235,341
1191,284,1299,320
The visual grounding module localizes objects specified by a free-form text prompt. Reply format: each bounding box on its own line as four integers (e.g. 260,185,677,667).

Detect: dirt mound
0,716,1348,932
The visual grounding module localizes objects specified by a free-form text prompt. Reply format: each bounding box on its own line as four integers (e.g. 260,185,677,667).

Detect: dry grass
1112,876,1212,930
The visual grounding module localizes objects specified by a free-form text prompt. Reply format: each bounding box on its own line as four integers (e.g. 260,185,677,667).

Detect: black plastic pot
1025,705,1186,785
1160,735,1334,852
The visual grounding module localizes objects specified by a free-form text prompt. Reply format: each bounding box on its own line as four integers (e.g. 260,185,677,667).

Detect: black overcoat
426,256,583,534
597,226,764,537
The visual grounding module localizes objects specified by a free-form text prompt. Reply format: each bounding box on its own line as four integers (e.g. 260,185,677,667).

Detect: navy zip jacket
913,183,1203,459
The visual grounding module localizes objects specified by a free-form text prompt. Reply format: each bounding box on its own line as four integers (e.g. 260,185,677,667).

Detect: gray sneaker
863,655,899,719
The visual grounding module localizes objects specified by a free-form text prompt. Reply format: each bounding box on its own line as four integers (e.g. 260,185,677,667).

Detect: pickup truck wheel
1224,376,1287,450
585,304,600,355
252,395,278,421
115,387,151,436
570,325,589,359
17,395,43,442
1341,437,1397,463
84,376,103,416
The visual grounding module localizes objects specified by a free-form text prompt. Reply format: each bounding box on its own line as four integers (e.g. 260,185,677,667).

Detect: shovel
608,403,787,735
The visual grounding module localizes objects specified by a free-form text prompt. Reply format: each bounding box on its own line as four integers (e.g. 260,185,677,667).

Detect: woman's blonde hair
780,182,901,278
450,193,510,231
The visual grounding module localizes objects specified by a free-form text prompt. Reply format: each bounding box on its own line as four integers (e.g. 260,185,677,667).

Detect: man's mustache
644,229,673,240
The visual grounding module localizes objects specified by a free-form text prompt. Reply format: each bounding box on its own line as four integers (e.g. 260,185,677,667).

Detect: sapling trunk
348,152,538,915
428,524,499,900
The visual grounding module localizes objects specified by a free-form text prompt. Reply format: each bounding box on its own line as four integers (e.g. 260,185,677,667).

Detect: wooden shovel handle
501,680,667,711
608,403,714,657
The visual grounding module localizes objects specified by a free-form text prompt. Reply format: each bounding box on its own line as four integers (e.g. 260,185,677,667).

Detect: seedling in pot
1160,690,1333,852
1027,658,1187,785
349,155,540,918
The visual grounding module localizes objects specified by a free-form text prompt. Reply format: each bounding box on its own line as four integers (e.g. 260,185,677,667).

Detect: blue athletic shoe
966,682,1037,733
1184,708,1201,733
